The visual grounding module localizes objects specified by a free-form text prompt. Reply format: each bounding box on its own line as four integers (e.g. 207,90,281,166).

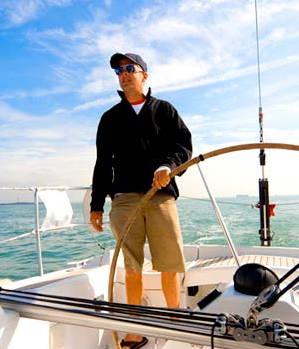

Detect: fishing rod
255,0,272,246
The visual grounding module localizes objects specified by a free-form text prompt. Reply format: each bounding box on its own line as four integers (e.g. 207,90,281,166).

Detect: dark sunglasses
114,64,141,76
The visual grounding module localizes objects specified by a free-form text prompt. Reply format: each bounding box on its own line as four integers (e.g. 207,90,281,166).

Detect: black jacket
90,89,192,212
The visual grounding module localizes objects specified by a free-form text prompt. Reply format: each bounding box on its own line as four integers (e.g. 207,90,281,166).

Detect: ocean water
1,195,299,281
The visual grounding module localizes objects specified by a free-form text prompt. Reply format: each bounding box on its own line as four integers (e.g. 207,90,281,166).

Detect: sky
1,0,299,202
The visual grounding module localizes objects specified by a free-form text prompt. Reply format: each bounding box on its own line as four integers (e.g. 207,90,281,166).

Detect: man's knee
126,269,142,281
161,271,178,279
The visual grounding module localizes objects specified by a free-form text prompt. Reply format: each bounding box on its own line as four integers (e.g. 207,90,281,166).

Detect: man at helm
90,52,192,348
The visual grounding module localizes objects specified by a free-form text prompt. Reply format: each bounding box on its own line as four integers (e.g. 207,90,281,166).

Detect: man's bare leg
122,269,143,347
161,271,180,308
122,270,179,347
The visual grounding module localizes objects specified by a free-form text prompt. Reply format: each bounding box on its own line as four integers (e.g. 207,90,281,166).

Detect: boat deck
189,254,299,268
10,252,299,293
143,254,299,272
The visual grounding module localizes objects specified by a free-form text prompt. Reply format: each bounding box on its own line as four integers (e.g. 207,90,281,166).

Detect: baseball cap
110,53,147,72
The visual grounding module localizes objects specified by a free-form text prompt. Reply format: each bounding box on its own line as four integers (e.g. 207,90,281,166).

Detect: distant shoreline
1,194,299,206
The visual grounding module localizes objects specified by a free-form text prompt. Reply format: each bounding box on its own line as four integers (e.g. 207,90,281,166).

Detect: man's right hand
90,211,104,232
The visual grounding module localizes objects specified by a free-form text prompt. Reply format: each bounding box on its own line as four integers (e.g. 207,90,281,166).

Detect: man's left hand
153,168,171,189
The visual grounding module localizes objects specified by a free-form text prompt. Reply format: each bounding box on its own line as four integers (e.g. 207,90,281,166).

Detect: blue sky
1,0,299,201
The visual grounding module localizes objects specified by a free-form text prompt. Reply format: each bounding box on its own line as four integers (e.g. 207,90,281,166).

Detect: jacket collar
117,87,152,101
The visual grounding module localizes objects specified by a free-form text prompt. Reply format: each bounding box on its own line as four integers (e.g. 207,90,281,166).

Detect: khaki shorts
109,192,186,272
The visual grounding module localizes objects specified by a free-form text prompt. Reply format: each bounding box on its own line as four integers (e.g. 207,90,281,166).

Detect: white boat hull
1,244,299,348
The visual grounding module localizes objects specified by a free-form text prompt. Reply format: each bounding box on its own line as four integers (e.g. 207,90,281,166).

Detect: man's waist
111,185,178,200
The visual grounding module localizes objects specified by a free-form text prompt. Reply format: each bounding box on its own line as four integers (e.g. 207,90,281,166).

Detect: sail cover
38,190,73,230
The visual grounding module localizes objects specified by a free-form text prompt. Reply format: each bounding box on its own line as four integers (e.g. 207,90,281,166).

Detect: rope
181,196,299,208
0,222,109,249
88,222,110,251
107,142,299,348
0,231,36,244
3,196,299,246
89,229,106,251
180,196,254,207
0,226,76,245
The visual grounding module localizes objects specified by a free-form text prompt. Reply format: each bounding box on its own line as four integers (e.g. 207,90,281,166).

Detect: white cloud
46,0,73,5
0,145,95,188
0,86,72,100
1,0,42,26
0,101,38,122
0,0,78,27
79,65,118,95
149,58,209,91
0,101,98,189
0,101,96,143
8,0,296,105
72,96,118,112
